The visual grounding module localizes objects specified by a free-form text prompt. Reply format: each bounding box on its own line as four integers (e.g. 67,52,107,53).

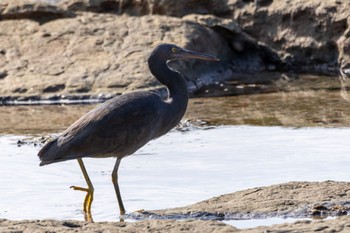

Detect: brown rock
0,0,74,22
144,181,350,218
0,219,238,233
338,25,350,78
1,0,350,102
242,216,350,233
230,0,350,72
58,0,231,17
0,12,227,99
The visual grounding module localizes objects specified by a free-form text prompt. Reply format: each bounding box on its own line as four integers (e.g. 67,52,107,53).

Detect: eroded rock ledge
0,0,349,104
136,181,350,220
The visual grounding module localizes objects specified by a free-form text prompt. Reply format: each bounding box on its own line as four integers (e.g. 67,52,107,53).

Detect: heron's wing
40,93,164,164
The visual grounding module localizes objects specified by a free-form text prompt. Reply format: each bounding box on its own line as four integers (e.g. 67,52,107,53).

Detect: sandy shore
2,181,350,233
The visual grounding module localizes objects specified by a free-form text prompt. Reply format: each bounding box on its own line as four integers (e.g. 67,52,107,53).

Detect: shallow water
1,126,350,224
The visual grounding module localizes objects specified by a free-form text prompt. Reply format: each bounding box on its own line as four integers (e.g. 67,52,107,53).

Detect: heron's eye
171,47,177,53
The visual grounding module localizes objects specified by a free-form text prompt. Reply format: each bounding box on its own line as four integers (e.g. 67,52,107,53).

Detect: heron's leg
112,158,126,216
70,158,94,222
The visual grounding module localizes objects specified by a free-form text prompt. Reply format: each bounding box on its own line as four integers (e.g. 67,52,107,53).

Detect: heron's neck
148,56,189,135
148,59,189,103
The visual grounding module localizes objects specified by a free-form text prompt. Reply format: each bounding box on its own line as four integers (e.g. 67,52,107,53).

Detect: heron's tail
38,138,60,166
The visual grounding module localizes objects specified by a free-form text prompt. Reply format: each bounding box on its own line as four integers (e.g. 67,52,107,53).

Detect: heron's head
149,44,220,62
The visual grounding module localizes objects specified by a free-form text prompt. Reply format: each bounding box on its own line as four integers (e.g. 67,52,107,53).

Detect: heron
38,44,219,222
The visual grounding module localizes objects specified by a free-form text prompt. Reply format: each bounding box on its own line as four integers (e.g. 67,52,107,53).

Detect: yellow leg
70,158,94,223
112,158,126,216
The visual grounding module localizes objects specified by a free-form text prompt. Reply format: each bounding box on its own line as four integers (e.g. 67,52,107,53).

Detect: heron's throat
148,58,188,99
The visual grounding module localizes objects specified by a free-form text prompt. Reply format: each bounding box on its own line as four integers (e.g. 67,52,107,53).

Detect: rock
338,26,350,77
0,219,238,233
1,0,350,102
183,14,282,72
139,181,350,219
0,12,228,99
230,0,350,72
0,0,74,23
58,0,231,17
243,216,350,233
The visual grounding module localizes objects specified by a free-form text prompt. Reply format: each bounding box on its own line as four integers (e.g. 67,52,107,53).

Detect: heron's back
38,92,171,166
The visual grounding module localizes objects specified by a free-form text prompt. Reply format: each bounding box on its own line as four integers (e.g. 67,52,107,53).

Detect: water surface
1,126,350,222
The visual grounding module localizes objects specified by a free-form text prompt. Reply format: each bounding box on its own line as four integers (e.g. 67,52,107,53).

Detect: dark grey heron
38,44,219,222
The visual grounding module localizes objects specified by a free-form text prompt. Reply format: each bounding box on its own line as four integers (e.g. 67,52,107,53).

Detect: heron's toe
70,186,89,192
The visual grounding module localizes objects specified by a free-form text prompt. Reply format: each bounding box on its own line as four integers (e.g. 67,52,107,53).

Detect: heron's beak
179,49,220,61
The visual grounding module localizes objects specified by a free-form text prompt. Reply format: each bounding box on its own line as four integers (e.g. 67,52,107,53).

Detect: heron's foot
70,186,89,192
70,185,94,223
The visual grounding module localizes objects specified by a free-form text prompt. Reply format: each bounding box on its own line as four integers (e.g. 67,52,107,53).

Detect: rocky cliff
0,0,349,103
